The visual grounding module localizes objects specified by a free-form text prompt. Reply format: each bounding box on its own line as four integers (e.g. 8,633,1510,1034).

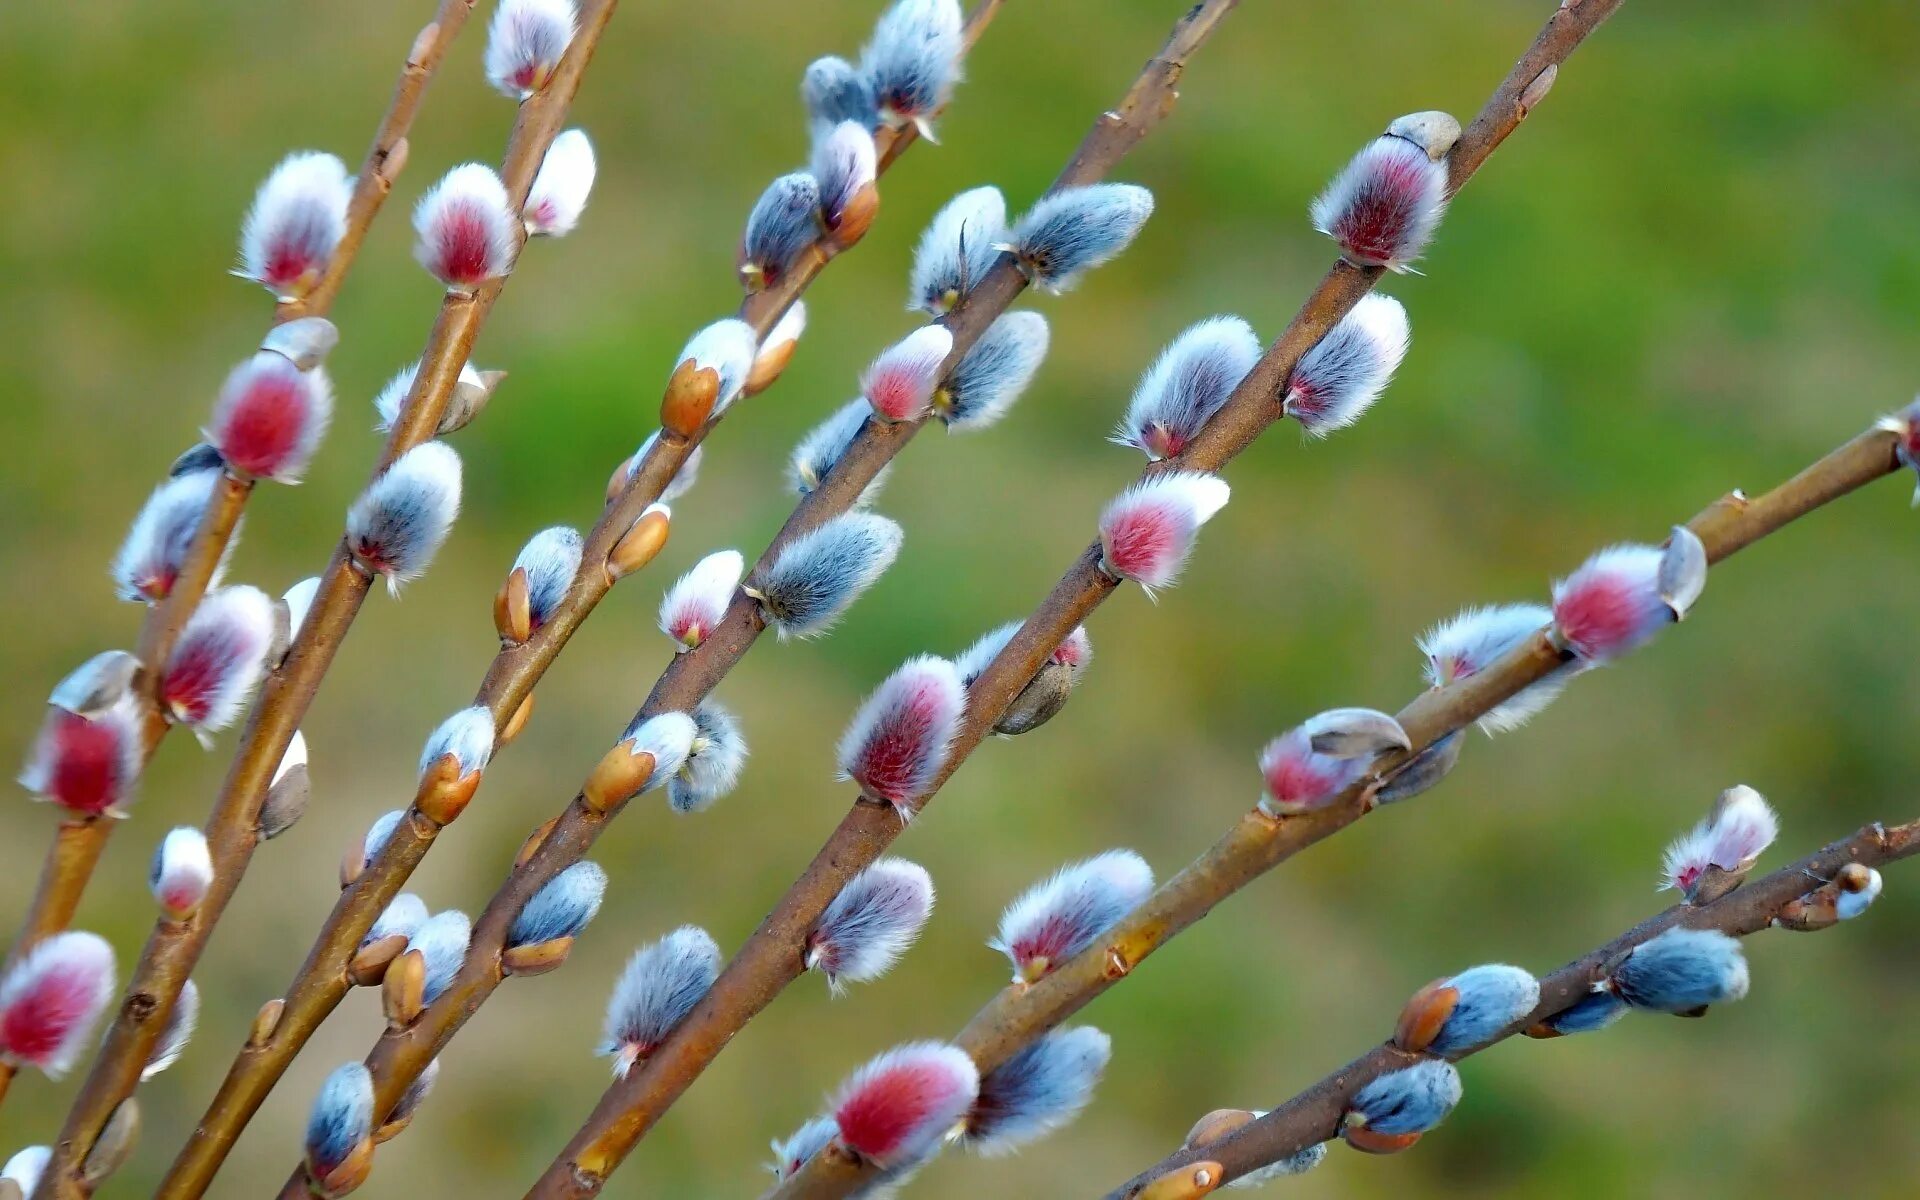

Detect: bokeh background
3,0,1919,1196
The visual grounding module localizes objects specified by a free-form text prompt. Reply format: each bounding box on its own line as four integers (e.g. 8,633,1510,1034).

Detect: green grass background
2,1,1918,1196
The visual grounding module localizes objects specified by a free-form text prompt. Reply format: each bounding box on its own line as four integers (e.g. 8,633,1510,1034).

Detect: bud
811,120,879,237
206,353,333,483
346,441,463,595
375,1057,439,1143
954,621,1092,737
141,978,199,1081
612,432,705,505
353,893,427,984
669,702,749,814
584,711,698,813
767,1116,839,1185
863,326,953,423
789,399,891,504
484,0,576,98
1283,294,1409,437
909,185,1007,315
373,359,504,436
1096,471,1230,594
1550,544,1677,663
660,550,743,651
1837,864,1884,920
667,318,758,428
113,468,236,604
236,152,351,300
82,1098,140,1188
0,1148,48,1194
1420,964,1539,1055
1527,989,1627,1038
807,859,934,993
1299,707,1411,758
413,164,517,292
861,0,965,140
0,931,115,1077
1374,731,1463,805
304,1062,374,1192
936,311,1049,431
991,850,1153,983
49,651,138,719
507,860,606,964
1419,603,1566,734
260,316,340,372
747,301,808,398
359,810,406,874
600,926,720,1077
19,701,141,817
1344,1060,1461,1145
607,504,671,581
752,512,904,639
740,173,821,293
1231,1141,1328,1187
525,128,595,237
508,526,584,637
1007,183,1155,294
160,585,275,738
282,576,320,644
803,55,879,133
1139,1162,1223,1199
1658,526,1709,620
1257,728,1367,817
1114,316,1261,460
1660,785,1779,900
417,706,495,824
1310,115,1459,273
836,655,965,817
407,910,472,1005
1603,927,1749,1013
149,827,213,921
962,1026,1110,1155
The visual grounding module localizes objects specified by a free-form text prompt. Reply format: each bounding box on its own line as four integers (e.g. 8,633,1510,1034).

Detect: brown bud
261,762,312,840
502,935,575,977
605,454,635,505
249,997,286,1047
1674,1005,1710,1019
1393,980,1460,1053
0,1179,24,1200
1137,1161,1223,1199
340,832,367,889
349,933,411,987
1690,864,1745,905
515,816,559,869
744,336,798,399
415,753,481,826
1523,1021,1564,1040
660,360,720,436
1184,1109,1257,1150
607,507,671,581
1343,1124,1422,1154
500,691,535,748
383,949,426,1027
442,369,505,435
1518,64,1559,116
1837,862,1876,893
830,183,881,248
495,567,532,644
314,1136,374,1197
1774,886,1842,932
82,1097,141,1186
582,745,658,814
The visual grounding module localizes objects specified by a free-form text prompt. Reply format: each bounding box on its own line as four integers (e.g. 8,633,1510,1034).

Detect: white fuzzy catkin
909,185,1007,314
525,128,596,236
345,441,464,594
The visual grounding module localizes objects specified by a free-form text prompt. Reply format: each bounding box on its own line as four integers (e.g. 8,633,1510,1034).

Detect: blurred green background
4,0,1920,1196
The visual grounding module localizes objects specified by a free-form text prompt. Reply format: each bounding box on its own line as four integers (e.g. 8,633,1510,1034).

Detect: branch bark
764,420,1903,1200
32,5,619,1195
1105,817,1920,1196
529,4,1622,1196
160,7,1012,1197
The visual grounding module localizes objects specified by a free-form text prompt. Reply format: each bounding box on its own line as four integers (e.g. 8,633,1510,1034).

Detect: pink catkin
2,967,96,1065
1101,504,1179,581
434,205,495,287
851,681,947,804
836,1060,962,1162
1330,141,1431,264
43,713,127,815
1554,574,1645,658
219,364,311,477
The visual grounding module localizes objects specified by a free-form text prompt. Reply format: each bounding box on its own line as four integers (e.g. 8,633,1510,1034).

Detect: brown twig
32,5,619,1195
1104,817,1920,1196
162,7,1013,1196
528,4,1619,1196
767,420,1903,1198
0,0,475,1113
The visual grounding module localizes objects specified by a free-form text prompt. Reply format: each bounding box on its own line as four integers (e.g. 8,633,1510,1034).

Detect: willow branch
163,8,1012,1197
1105,816,1920,1196
1,2,475,991
33,6,619,1195
768,415,1902,1198
528,5,1617,1196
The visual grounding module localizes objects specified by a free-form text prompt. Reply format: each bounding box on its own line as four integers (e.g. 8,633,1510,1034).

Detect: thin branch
159,5,1009,1191
1105,816,1920,1196
32,5,620,1194
767,420,1903,1198
529,4,1619,1196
